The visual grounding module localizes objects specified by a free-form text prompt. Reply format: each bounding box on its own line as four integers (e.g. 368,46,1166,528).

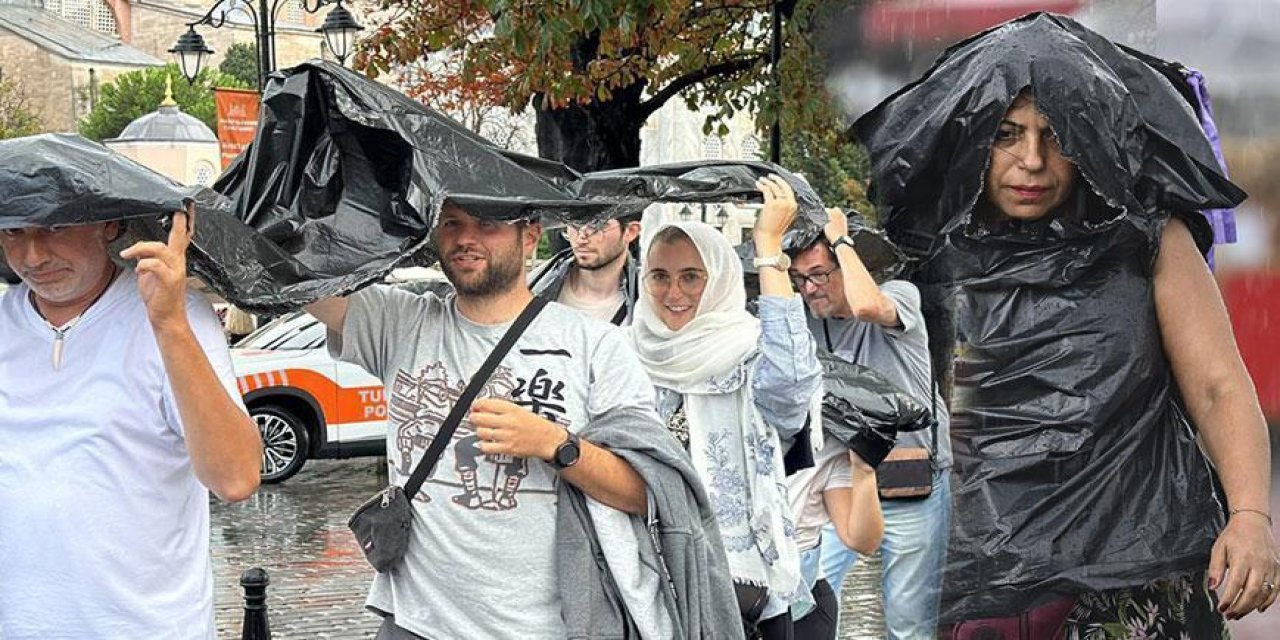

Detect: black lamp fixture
168,26,215,83
172,0,364,89
317,1,363,66
716,205,731,227
679,205,694,222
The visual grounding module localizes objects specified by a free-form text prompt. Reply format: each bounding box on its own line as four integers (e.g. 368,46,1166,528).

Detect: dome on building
112,103,217,143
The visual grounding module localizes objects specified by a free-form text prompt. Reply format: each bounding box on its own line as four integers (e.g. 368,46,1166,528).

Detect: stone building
0,0,338,133
105,77,221,187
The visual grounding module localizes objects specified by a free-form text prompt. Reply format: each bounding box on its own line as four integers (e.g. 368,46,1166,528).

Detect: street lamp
317,2,363,66
716,206,731,227
170,0,364,90
679,205,694,222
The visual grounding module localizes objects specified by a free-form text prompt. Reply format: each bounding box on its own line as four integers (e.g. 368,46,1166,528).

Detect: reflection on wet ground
212,453,1278,639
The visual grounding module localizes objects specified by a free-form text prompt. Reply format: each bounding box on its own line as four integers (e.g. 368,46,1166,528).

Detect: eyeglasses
643,270,708,296
560,220,619,242
789,268,836,290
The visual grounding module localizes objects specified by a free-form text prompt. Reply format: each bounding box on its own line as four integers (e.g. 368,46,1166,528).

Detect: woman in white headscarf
630,175,820,639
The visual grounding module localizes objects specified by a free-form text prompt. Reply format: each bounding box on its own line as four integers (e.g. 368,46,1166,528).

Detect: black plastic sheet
0,134,210,283
194,61,828,313
851,13,1245,621
818,353,934,468
854,12,1243,261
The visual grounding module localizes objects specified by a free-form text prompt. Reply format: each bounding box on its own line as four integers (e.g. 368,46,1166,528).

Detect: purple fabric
1185,69,1238,268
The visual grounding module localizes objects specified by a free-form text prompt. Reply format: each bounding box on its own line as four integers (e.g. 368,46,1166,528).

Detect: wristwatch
552,430,582,470
752,252,791,272
829,235,856,252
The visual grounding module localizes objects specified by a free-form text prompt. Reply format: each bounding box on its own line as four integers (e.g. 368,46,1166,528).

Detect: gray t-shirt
332,286,657,639
807,280,953,470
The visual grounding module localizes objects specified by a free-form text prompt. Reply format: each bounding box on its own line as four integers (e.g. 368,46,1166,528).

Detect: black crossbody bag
348,295,550,572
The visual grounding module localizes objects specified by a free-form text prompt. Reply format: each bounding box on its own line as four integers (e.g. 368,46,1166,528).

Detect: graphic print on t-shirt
386,361,570,512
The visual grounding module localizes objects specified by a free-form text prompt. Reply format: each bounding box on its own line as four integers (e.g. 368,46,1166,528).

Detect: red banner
215,88,261,169
1220,271,1280,420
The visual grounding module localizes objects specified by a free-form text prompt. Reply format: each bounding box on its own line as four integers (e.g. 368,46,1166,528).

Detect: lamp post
170,0,363,90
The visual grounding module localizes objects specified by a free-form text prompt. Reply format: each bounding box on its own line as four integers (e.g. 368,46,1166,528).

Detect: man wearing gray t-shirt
787,208,952,640
305,203,739,639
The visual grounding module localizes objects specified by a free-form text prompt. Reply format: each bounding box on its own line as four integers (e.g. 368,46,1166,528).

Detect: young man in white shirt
0,209,262,639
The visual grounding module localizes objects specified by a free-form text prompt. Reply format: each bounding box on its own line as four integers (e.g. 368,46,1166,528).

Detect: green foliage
77,64,250,142
219,42,261,88
0,71,43,139
779,129,876,224
359,1,835,159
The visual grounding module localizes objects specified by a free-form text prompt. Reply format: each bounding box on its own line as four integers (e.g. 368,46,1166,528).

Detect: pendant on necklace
52,330,66,371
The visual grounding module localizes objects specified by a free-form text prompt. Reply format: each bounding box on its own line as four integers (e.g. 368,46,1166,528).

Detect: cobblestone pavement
211,458,888,639
211,459,382,639
212,455,1279,639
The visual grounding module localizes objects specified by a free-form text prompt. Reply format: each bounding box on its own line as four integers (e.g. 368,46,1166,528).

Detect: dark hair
784,234,831,260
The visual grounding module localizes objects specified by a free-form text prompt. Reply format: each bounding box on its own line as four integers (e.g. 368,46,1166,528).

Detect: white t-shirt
0,271,244,639
333,286,659,640
787,437,854,551
556,280,625,324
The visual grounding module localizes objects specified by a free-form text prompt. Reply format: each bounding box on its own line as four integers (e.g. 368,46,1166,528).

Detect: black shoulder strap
403,295,550,499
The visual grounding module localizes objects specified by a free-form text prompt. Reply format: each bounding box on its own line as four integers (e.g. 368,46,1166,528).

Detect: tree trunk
533,80,646,173
533,32,646,173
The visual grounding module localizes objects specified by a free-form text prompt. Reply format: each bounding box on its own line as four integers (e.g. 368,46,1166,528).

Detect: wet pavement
211,458,889,639
213,451,1279,639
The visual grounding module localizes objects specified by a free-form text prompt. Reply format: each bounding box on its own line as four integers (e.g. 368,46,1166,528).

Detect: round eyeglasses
643,271,708,296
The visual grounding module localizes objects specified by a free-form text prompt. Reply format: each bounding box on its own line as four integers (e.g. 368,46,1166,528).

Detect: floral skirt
1065,571,1229,640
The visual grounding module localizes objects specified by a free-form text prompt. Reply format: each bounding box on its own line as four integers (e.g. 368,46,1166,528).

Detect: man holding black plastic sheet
0,204,262,638
530,213,642,326
786,207,952,640
306,202,740,639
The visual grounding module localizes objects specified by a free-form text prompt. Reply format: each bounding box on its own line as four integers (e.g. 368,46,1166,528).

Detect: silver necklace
30,265,118,371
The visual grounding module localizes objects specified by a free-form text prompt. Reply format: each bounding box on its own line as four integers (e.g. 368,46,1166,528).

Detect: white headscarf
630,221,805,605
630,222,760,392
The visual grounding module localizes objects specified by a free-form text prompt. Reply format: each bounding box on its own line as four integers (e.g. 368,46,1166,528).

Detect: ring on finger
1264,580,1276,592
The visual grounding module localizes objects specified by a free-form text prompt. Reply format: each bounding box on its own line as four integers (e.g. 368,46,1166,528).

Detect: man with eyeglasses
787,208,953,640
529,214,642,325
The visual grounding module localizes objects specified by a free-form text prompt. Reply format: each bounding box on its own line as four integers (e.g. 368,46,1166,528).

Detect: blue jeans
819,470,951,640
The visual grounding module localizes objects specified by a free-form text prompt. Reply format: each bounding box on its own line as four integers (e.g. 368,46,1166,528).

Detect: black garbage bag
0,134,197,230
818,353,934,468
199,60,826,313
851,13,1246,621
0,134,223,284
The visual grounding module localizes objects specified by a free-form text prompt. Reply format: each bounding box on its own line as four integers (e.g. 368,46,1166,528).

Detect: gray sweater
557,405,744,639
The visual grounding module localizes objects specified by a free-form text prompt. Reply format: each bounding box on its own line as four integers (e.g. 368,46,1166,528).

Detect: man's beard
441,250,524,298
574,241,628,271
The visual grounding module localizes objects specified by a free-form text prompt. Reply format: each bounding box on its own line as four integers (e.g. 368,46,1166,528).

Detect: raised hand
120,202,194,331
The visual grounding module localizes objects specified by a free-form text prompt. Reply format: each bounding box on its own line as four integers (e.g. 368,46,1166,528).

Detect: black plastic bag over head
198,60,828,313
853,12,1244,261
851,13,1241,621
0,134,196,230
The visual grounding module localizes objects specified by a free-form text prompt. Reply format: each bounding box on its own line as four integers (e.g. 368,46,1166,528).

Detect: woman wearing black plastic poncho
852,12,1279,639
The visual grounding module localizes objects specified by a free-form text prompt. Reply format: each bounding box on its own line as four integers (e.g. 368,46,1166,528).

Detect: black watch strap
830,235,856,251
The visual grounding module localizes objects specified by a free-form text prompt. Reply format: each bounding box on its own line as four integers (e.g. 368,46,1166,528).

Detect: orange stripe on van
236,369,385,427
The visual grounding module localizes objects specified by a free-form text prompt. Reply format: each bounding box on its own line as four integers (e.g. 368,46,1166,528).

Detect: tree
358,0,838,173
219,42,261,89
0,71,43,139
77,64,249,142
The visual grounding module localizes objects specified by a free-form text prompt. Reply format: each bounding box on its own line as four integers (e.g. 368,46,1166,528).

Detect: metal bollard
240,567,271,640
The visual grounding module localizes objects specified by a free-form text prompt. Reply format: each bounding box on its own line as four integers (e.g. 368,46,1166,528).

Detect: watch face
555,437,581,467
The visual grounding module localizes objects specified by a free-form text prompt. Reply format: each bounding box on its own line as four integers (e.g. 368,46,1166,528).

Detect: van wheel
253,405,311,483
